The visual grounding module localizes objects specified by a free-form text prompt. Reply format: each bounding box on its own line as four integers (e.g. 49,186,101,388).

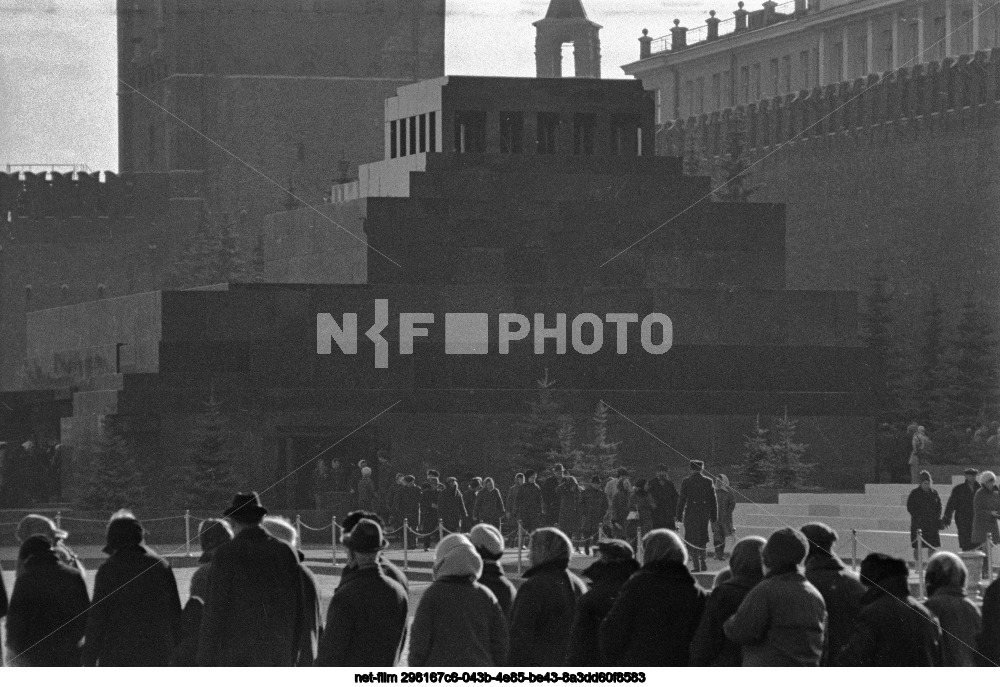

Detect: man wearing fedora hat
943,468,982,551
197,492,306,667
316,518,408,666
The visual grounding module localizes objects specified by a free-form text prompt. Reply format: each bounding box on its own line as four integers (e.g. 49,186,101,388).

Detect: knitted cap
469,524,504,560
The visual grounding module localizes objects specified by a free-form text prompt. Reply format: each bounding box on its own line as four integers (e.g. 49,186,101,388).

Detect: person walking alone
677,460,717,572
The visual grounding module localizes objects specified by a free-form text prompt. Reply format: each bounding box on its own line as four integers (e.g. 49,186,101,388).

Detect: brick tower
534,0,602,78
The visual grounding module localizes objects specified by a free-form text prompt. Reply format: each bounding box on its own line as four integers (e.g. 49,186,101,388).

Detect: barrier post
403,518,410,571
636,525,644,564
916,529,925,600
295,515,303,548
185,510,192,558
851,529,858,573
986,533,993,582
438,518,444,542
517,521,523,575
55,511,62,531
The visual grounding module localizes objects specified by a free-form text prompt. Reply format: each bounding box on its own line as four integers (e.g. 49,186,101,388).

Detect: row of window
682,50,818,117
452,111,643,156
389,112,438,159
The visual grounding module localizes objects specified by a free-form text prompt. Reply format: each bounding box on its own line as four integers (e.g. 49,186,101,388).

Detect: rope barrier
299,522,334,531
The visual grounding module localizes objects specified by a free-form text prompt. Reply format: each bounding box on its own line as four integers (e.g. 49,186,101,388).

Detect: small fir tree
77,417,146,511
739,415,772,488
178,389,240,509
511,370,565,473
862,263,908,425
945,290,1000,429
165,215,251,289
576,400,622,479
547,415,584,472
766,409,813,490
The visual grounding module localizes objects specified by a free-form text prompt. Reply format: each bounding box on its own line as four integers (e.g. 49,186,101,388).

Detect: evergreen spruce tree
548,415,584,472
766,409,813,490
511,370,565,473
738,415,772,488
714,112,760,202
945,290,1000,429
914,287,949,430
77,417,146,511
178,390,239,509
683,132,704,176
861,263,907,425
576,400,621,479
165,216,251,289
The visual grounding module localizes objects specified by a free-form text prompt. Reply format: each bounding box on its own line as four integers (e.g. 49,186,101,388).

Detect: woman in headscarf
83,510,183,666
712,474,737,560
600,529,708,666
972,470,1000,580
689,536,765,666
408,534,508,666
472,477,505,529
923,551,982,666
509,528,587,666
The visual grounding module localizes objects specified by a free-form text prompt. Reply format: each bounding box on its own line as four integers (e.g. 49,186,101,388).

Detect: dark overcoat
196,525,306,666
943,480,980,550
438,486,468,533
804,555,865,665
394,483,421,525
566,559,640,666
677,473,718,548
648,477,679,530
508,559,587,666
907,485,943,549
83,545,182,666
7,548,89,666
316,564,408,666
473,488,505,528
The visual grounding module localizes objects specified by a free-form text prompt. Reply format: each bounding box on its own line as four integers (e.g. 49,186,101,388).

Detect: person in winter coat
189,518,233,602
509,528,587,666
7,535,89,666
837,553,942,666
197,493,306,667
972,471,1000,579
923,551,983,666
516,470,545,534
541,464,565,526
579,475,608,555
566,540,640,666
262,516,324,667
473,478,505,529
677,460,718,572
14,514,84,579
462,477,483,530
394,475,422,545
942,468,982,551
506,473,524,526
357,466,378,512
83,511,182,667
799,522,865,666
908,470,943,560
439,477,469,535
724,527,826,666
557,476,583,550
316,519,408,666
600,528,708,666
979,576,1000,665
609,477,632,539
408,534,509,667
605,468,628,508
340,511,409,592
470,524,516,618
689,536,765,666
627,479,656,540
712,474,737,560
648,465,679,530
420,479,443,551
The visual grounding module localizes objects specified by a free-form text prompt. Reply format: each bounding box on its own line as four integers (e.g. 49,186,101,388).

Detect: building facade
624,0,1000,123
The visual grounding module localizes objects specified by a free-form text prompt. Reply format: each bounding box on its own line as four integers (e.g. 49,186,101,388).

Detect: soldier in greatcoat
676,460,718,572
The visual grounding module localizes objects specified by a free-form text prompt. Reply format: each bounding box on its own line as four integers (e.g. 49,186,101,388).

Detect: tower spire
534,0,602,78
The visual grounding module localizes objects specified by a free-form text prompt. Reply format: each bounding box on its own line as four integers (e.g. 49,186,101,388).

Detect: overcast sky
0,0,711,172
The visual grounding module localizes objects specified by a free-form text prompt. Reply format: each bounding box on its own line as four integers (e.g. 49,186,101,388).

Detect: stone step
779,493,910,506
735,503,910,520
738,512,913,532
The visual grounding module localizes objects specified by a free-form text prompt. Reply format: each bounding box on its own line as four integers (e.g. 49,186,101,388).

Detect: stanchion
986,533,993,582
55,511,62,531
517,521,523,575
331,515,337,567
438,519,444,544
597,521,605,542
185,510,192,558
295,515,303,548
403,519,410,571
636,525,644,564
851,529,858,573
916,530,925,600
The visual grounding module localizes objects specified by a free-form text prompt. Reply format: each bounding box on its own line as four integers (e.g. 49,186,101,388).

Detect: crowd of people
374,460,738,564
4,457,1000,667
